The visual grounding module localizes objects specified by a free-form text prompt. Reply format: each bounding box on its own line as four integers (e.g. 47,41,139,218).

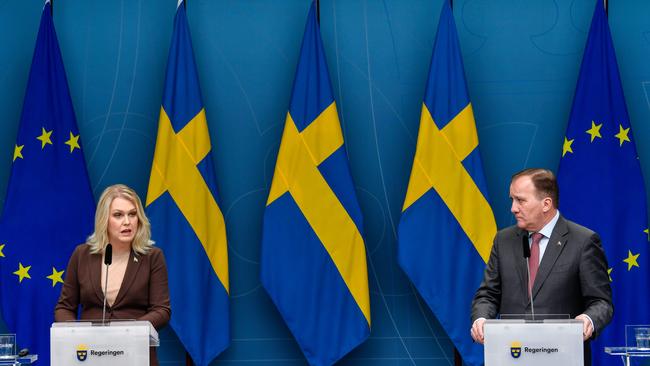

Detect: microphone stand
525,258,536,320
101,243,113,325
522,235,535,321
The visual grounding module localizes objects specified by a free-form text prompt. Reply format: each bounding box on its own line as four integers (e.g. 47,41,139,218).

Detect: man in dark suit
470,168,613,365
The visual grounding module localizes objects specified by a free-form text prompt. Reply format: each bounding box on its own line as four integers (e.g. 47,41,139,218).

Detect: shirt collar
530,210,560,239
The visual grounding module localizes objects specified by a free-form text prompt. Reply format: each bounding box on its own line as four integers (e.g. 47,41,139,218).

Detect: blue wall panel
1,0,649,365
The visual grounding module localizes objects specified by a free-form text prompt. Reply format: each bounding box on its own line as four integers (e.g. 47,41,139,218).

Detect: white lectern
50,321,158,366
484,319,583,366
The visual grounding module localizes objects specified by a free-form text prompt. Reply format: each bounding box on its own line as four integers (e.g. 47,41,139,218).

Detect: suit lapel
89,250,105,303
113,250,141,307
531,216,569,299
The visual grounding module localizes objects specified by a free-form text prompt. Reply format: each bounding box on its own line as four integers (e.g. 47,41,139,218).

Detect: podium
484,319,583,366
50,321,158,366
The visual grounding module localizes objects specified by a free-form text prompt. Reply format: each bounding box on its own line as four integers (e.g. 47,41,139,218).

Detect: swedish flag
557,3,649,366
397,2,496,365
145,2,229,365
260,3,370,365
0,1,95,363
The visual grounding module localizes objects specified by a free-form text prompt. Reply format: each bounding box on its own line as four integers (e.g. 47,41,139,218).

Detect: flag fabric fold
145,2,230,365
0,2,95,364
397,2,496,365
260,3,370,365
557,3,649,366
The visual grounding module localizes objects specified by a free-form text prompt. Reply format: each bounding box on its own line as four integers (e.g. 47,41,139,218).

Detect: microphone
101,243,112,325
522,234,535,320
522,233,531,258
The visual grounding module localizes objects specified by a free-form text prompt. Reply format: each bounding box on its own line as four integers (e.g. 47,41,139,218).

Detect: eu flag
260,2,370,365
397,2,496,365
0,1,95,363
557,2,649,366
145,2,230,365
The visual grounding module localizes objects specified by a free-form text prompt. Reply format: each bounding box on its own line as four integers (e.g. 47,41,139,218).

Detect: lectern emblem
510,341,522,358
76,344,88,362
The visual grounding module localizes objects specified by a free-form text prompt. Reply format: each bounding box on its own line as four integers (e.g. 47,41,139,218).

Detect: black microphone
522,233,530,258
522,234,535,320
104,243,113,265
102,243,112,325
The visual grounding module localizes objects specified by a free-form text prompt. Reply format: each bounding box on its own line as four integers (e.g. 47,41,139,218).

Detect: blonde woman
55,184,170,366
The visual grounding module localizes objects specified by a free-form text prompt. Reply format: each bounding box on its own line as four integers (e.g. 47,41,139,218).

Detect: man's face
509,176,549,231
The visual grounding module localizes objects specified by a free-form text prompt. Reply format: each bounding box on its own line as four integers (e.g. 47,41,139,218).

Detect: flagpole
604,0,608,15
447,3,464,366
316,0,320,23
450,0,461,349
181,6,190,357
447,2,463,364
182,9,203,366
182,0,190,351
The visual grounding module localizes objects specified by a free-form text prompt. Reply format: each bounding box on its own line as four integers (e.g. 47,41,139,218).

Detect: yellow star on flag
614,124,631,146
644,228,649,241
607,268,612,282
623,250,640,271
13,263,31,283
36,127,53,149
64,132,81,153
13,144,24,162
0,244,5,257
46,267,65,287
585,121,602,142
562,137,574,157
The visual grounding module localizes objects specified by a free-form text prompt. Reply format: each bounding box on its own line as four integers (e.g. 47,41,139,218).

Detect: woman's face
107,197,139,247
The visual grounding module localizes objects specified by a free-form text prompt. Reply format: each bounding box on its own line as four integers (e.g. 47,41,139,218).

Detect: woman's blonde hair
87,184,154,255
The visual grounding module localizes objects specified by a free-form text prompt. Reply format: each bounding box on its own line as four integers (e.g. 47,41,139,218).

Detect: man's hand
575,314,594,341
471,318,486,344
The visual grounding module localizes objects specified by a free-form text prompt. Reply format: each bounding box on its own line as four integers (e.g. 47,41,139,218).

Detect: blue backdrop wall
1,0,649,365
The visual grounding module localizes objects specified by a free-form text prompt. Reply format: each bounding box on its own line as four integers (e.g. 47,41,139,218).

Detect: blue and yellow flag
557,3,648,366
397,2,496,365
0,1,95,363
260,3,370,365
145,2,229,365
